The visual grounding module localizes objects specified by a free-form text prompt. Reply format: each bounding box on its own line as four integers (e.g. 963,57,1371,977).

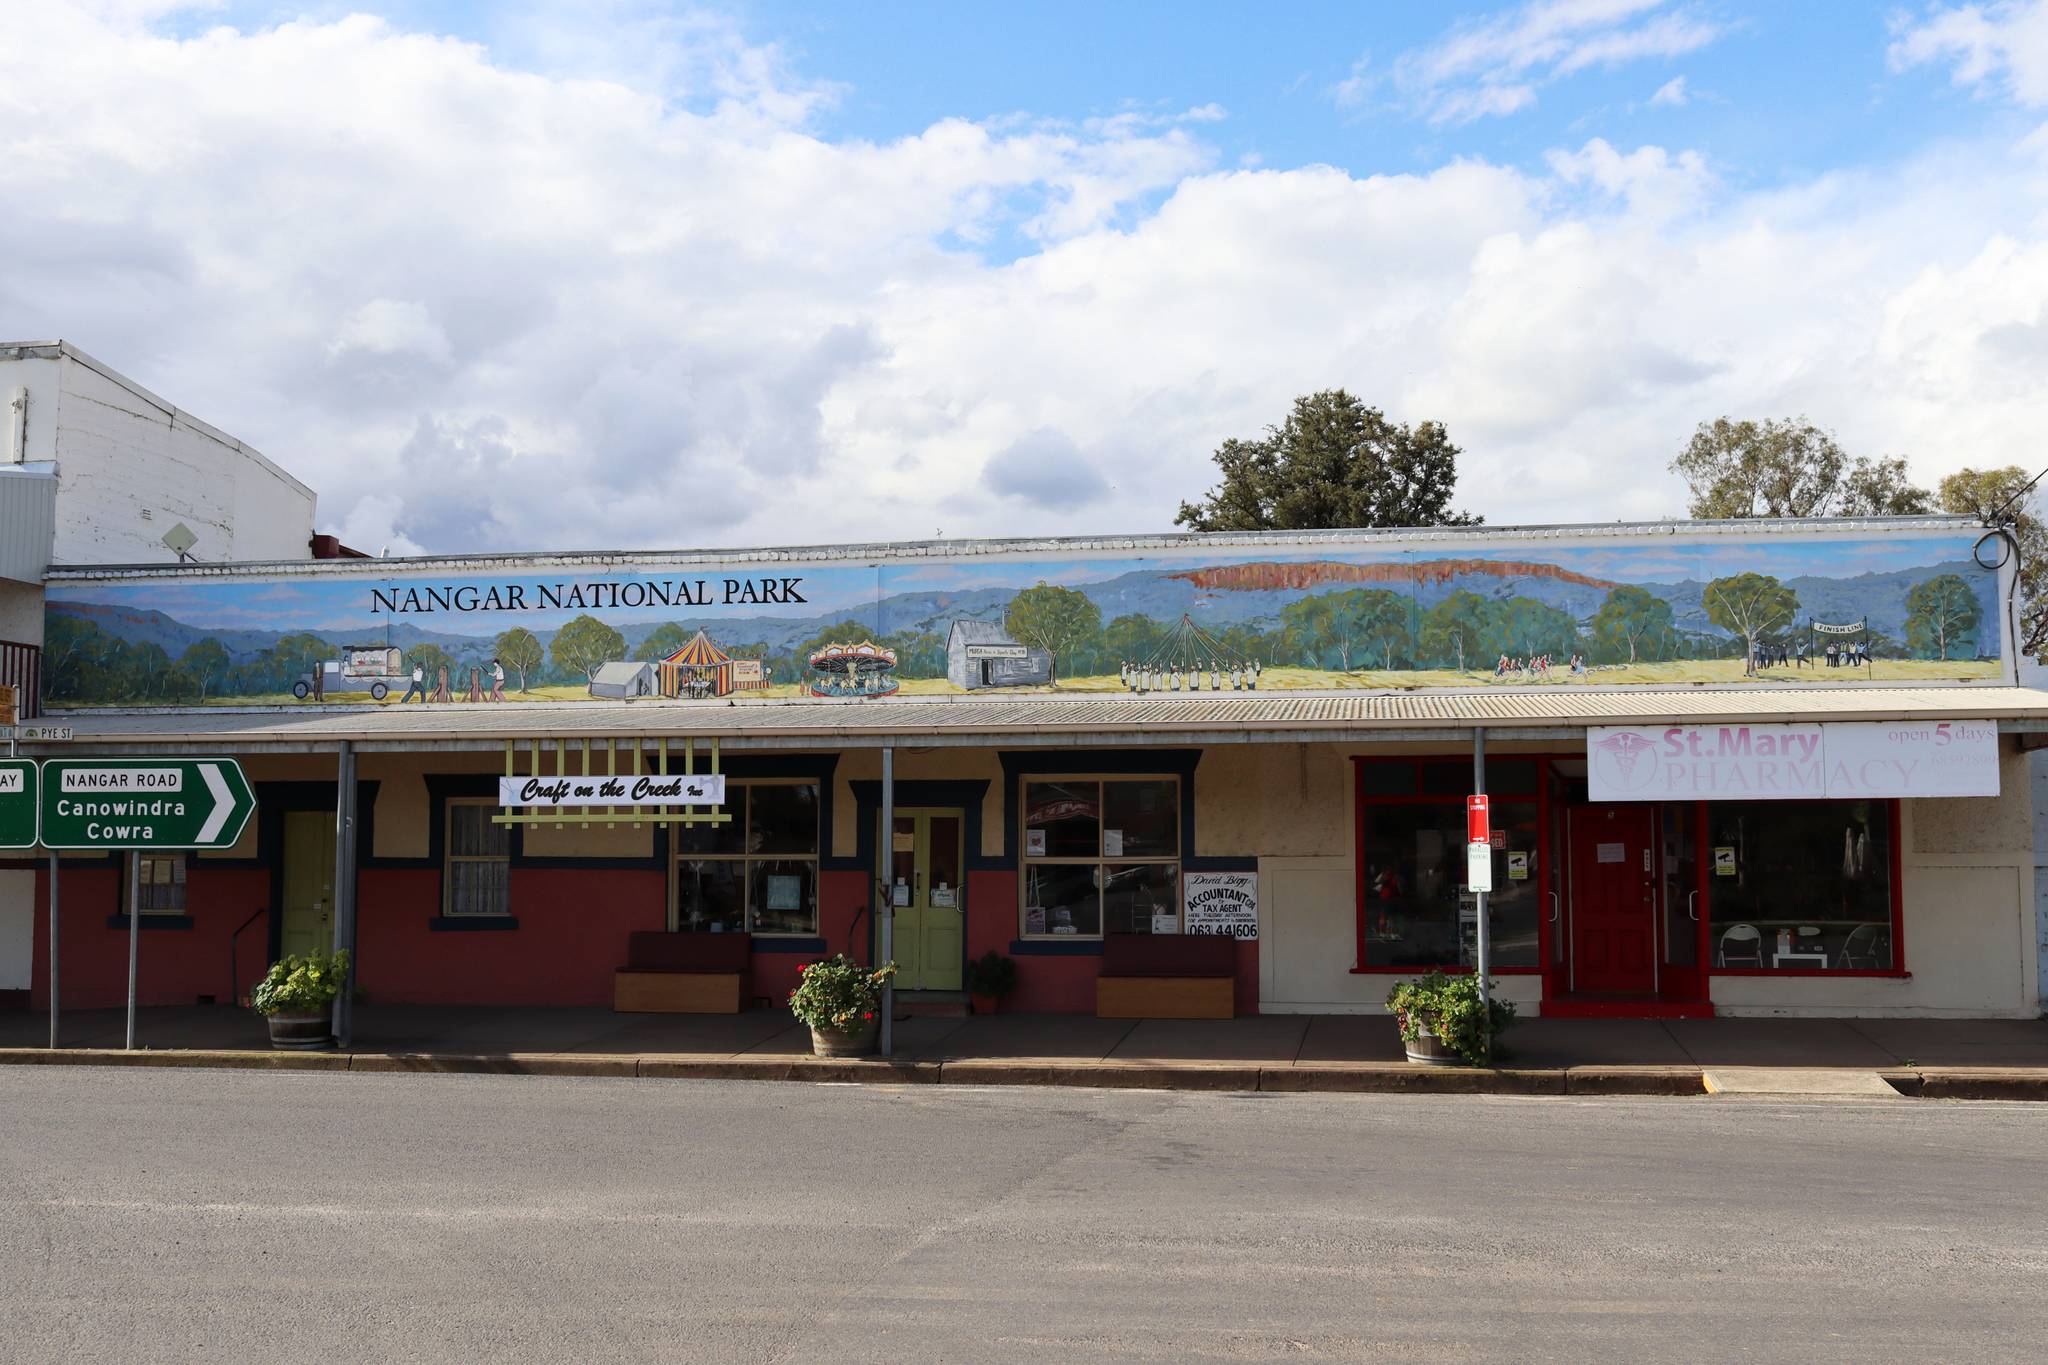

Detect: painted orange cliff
1168,559,1621,592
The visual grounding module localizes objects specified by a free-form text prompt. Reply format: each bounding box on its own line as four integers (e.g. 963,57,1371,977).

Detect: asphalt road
2,1068,2044,1364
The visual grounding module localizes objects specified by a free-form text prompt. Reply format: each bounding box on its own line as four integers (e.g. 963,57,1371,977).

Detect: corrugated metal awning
27,684,2048,753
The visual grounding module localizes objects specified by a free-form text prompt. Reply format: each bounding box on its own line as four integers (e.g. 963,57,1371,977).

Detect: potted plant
965,950,1019,1015
1386,969,1515,1066
788,954,896,1057
251,949,351,1050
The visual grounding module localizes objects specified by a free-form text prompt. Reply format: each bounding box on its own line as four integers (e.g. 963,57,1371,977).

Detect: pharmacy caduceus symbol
1591,731,1660,794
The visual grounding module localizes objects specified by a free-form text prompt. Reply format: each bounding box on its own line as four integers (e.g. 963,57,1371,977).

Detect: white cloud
5,3,2048,553
1649,74,1689,106
1890,0,2048,107
1391,0,1723,125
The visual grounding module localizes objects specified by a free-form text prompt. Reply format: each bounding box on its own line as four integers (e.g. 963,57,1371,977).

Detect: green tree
1702,573,1800,676
1101,614,1167,672
1003,583,1102,684
631,623,688,665
1420,591,1490,671
1176,390,1480,531
408,643,455,689
177,638,233,699
1281,588,1411,670
1671,417,1933,519
495,626,545,691
1904,573,1980,661
1938,465,2045,659
1590,586,1674,665
549,615,625,681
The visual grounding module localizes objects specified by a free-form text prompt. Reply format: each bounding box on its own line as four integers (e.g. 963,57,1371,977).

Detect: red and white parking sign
1466,794,1489,844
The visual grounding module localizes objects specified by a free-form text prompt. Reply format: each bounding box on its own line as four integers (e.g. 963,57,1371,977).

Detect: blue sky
9,1,2048,555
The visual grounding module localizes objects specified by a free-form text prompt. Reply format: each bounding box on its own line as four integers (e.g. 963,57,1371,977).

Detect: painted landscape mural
39,527,2007,708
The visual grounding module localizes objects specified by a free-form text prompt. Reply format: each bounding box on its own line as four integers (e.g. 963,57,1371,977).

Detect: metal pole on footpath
47,851,58,1050
1472,727,1491,1062
124,850,140,1050
878,746,895,1058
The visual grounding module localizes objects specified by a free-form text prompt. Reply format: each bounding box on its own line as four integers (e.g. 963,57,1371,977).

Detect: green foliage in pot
788,953,896,1033
1385,969,1515,1065
250,949,352,1017
964,951,1019,999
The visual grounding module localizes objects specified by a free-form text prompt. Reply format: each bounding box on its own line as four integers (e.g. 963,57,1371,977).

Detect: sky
7,0,2048,557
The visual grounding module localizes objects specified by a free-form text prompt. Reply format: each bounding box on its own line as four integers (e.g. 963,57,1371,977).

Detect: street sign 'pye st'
38,758,256,850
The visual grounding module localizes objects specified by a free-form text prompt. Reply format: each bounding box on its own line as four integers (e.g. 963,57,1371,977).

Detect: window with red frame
1356,758,1542,970
1704,800,1897,971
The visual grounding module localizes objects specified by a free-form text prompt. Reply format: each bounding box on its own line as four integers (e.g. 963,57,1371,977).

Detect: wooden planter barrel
266,1011,334,1051
809,1018,880,1057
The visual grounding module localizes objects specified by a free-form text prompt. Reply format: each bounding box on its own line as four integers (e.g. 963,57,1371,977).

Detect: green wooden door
884,809,965,990
280,810,336,959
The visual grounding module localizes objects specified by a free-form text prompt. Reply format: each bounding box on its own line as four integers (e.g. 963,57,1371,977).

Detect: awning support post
879,746,895,1059
332,741,358,1048
47,851,58,1050
124,850,139,1050
1473,726,1492,1063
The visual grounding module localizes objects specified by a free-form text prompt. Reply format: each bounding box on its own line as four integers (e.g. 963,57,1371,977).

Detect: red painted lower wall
12,857,1262,1015
23,863,272,1010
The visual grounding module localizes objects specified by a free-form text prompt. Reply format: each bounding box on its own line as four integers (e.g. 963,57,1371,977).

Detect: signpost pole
124,850,139,1050
879,746,894,1059
332,742,356,1049
1472,727,1491,1062
47,851,58,1050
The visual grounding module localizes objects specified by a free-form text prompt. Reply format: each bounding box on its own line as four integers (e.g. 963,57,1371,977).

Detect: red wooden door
1568,805,1656,994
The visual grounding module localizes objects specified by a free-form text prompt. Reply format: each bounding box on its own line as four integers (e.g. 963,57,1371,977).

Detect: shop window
673,782,819,935
1021,778,1180,937
444,799,511,917
1359,801,1541,969
126,853,186,914
1705,801,1896,971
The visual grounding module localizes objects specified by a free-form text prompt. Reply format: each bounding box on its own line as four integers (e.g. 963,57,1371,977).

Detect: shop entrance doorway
884,808,965,991
1565,803,1657,995
280,810,336,960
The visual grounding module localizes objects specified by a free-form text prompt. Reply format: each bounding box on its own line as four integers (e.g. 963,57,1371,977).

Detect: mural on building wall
38,526,2009,708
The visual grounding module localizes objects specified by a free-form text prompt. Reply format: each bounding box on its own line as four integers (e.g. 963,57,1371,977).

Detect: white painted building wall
1,341,315,569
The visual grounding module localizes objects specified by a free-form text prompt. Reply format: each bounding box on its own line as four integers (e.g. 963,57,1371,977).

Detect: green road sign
39,758,256,850
0,761,35,849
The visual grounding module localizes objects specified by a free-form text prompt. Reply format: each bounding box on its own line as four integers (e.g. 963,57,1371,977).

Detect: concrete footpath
5,1005,2048,1098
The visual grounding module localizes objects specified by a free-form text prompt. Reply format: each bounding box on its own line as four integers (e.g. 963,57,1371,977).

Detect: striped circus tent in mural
659,629,735,697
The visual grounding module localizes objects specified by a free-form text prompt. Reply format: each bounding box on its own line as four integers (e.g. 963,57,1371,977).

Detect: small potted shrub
1386,969,1515,1066
251,949,351,1050
789,954,896,1056
964,950,1019,1015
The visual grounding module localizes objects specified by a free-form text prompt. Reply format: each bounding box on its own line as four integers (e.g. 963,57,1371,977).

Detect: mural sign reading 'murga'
39,520,2010,709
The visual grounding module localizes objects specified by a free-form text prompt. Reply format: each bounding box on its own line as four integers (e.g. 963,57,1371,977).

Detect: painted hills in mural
39,531,2007,707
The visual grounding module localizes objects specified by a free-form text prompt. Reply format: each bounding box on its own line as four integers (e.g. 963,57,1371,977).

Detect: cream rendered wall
832,748,1004,861
1711,746,2039,1019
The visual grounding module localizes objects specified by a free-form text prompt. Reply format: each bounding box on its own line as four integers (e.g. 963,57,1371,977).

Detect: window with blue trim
1020,777,1180,938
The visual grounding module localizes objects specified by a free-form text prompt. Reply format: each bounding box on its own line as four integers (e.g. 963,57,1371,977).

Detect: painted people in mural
37,525,2008,708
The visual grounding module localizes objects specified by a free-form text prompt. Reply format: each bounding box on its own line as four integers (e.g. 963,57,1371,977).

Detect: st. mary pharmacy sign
1587,721,1999,802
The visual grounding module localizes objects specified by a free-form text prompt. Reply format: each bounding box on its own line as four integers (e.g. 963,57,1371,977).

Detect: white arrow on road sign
197,762,234,844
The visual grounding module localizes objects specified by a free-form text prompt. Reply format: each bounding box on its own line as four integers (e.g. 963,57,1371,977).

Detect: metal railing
0,640,40,720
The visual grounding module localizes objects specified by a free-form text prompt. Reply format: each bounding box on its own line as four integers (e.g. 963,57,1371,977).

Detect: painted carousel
1119,613,1262,694
808,641,900,698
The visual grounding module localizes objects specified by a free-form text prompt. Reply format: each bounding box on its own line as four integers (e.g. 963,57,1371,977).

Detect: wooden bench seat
1095,932,1236,1019
613,931,749,1014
